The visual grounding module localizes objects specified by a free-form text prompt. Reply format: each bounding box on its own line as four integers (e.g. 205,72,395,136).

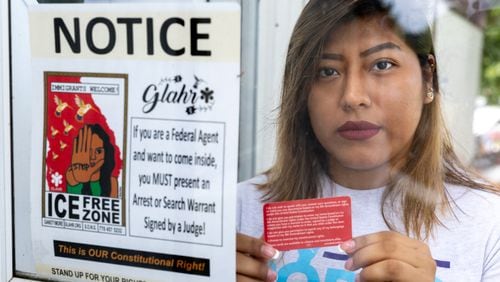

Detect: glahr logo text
142,75,215,115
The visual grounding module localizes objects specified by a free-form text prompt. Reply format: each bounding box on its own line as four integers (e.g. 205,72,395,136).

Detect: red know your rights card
263,196,352,251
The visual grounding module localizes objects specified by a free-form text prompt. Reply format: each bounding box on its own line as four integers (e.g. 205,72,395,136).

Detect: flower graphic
200,87,214,103
51,172,63,188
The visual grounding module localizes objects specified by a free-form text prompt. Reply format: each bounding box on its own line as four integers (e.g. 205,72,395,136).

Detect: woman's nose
340,71,371,111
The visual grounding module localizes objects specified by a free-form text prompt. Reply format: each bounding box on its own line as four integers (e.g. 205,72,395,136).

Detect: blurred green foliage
482,8,500,105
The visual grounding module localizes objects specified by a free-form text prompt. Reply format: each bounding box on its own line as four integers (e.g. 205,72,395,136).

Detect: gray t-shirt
237,175,500,281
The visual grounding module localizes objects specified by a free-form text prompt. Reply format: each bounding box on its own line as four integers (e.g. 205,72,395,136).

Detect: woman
237,0,500,281
66,124,118,198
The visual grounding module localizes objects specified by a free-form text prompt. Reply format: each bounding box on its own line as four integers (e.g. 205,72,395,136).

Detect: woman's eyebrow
360,42,401,57
320,42,401,61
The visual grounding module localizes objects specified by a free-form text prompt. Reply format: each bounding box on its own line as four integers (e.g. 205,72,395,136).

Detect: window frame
1,0,13,280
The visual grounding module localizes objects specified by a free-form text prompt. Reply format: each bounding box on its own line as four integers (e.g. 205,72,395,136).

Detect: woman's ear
425,54,436,83
423,54,436,104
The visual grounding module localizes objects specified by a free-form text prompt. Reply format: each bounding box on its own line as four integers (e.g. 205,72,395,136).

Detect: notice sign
28,3,240,282
43,72,127,235
263,197,352,251
129,118,224,245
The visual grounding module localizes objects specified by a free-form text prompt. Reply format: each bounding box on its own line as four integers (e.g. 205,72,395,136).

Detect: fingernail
267,269,277,282
272,249,281,260
261,244,278,259
344,258,353,271
340,240,355,252
337,244,346,254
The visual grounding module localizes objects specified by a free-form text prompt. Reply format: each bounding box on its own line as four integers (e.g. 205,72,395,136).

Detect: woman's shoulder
237,174,268,236
428,183,500,280
237,174,268,198
445,182,500,215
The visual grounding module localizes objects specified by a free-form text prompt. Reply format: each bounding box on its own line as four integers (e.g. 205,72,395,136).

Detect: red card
263,196,352,251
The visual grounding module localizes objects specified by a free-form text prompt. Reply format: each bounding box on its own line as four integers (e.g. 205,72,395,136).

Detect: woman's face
90,133,105,168
308,16,433,188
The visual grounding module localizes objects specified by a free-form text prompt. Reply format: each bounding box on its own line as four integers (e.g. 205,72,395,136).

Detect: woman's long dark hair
81,123,115,197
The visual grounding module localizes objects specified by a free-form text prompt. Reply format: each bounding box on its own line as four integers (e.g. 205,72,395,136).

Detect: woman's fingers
84,125,92,153
345,239,435,271
237,233,278,260
358,259,431,282
341,231,436,282
80,126,85,153
236,252,275,282
236,233,278,282
75,126,86,153
341,231,432,260
237,274,266,282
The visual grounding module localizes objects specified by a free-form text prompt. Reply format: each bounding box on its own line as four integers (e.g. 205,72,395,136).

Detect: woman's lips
337,121,381,140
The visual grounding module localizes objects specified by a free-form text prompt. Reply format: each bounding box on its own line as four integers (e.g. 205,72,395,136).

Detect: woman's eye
318,67,339,78
372,60,394,71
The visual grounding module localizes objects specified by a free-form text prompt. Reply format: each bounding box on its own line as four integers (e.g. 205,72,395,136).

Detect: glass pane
236,1,500,282
10,0,500,281
472,5,500,184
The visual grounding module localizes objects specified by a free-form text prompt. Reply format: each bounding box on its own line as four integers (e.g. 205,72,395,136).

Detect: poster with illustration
42,72,127,234
26,3,240,282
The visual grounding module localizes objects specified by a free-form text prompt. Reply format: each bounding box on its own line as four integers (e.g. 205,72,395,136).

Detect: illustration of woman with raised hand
66,124,118,198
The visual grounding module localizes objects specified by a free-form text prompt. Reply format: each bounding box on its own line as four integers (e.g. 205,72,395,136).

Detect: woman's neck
329,162,392,190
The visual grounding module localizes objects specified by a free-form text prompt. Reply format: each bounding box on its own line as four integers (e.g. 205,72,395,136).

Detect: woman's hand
340,231,436,282
237,233,279,282
70,126,103,183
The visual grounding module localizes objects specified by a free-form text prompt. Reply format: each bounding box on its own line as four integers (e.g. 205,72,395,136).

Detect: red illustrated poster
42,72,127,235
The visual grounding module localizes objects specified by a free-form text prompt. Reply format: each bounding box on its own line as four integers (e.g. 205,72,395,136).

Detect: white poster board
28,3,240,281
